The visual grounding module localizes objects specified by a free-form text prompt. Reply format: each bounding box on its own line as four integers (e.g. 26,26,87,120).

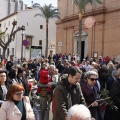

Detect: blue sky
23,0,57,7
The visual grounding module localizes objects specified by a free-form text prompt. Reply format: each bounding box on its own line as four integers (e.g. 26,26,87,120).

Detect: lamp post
21,25,25,62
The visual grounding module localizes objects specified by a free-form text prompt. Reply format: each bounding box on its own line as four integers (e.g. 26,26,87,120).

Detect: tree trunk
45,20,48,58
2,47,7,59
78,13,83,62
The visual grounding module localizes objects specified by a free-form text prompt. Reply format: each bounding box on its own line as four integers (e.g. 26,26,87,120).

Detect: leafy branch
88,89,118,111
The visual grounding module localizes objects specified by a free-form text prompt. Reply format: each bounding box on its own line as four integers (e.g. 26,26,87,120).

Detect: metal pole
21,32,23,61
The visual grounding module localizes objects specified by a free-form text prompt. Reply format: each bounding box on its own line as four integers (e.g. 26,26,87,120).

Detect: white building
0,0,26,19
0,8,56,59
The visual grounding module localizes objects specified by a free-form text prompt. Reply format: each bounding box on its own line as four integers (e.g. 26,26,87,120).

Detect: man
38,64,56,120
84,61,91,72
16,68,29,96
6,56,14,72
56,59,65,74
107,70,118,92
53,66,86,120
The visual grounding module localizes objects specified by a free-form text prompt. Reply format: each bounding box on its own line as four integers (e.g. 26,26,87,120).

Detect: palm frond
71,0,102,12
34,14,44,18
35,3,60,20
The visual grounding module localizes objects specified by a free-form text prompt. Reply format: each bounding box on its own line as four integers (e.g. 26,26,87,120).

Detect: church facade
56,0,120,59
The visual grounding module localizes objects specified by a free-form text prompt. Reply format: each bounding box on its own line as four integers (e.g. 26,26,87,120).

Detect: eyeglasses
89,78,98,81
14,92,24,96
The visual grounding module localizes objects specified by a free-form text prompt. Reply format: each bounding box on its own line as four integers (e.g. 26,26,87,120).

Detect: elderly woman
81,71,101,120
0,83,35,120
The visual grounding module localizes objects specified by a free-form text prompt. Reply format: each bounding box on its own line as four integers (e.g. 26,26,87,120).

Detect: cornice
56,6,106,25
56,6,120,25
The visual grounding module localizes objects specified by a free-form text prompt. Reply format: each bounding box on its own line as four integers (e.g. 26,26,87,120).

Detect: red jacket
39,69,49,84
37,69,50,93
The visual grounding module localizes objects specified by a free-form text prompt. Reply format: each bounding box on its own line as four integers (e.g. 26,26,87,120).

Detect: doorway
74,31,88,59
81,41,85,61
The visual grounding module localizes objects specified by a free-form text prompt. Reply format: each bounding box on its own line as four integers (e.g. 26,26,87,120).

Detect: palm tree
70,0,102,61
34,4,60,57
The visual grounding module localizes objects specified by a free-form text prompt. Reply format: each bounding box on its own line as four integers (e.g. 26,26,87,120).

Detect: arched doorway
74,31,88,60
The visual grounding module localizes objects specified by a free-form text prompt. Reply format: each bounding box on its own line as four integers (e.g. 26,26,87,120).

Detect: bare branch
0,28,8,36
6,26,22,47
0,39,5,48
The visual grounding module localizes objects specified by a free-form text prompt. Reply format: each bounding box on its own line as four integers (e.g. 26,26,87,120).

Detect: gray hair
84,71,98,80
49,64,56,69
112,70,118,76
67,104,91,120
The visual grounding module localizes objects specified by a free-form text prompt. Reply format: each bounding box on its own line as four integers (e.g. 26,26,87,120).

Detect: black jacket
16,76,29,96
0,82,9,100
6,61,14,71
109,78,120,120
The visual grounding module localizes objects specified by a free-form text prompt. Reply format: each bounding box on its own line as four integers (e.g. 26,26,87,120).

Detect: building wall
0,0,25,19
56,0,120,59
17,8,56,58
0,8,56,59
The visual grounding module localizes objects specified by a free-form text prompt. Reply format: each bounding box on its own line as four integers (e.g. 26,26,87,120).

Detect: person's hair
90,69,98,73
40,63,47,70
8,69,16,79
112,70,118,77
6,83,24,101
49,64,56,70
84,71,98,80
22,63,27,68
71,61,76,66
58,59,62,64
17,68,23,74
68,66,82,77
0,70,7,76
55,68,58,72
67,104,91,120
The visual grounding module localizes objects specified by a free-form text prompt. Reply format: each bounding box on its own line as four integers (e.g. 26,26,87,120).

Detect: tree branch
6,27,22,47
0,39,5,48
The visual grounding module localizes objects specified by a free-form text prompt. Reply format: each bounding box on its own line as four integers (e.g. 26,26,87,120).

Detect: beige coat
0,96,35,120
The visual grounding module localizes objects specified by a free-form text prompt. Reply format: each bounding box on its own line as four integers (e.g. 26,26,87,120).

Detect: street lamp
21,25,25,61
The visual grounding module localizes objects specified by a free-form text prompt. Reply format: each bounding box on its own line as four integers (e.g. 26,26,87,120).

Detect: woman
81,71,101,120
0,70,9,106
0,83,35,120
22,63,30,77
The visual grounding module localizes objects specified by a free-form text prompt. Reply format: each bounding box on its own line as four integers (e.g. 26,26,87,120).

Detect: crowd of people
0,53,119,120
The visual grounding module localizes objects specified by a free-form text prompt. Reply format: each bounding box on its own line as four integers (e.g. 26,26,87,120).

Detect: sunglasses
89,78,98,81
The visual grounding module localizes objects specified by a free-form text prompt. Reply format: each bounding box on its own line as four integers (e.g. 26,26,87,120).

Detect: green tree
0,21,25,59
34,4,60,57
70,0,102,60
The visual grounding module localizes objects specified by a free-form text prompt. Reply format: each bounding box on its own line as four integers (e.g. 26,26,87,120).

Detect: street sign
22,40,29,46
